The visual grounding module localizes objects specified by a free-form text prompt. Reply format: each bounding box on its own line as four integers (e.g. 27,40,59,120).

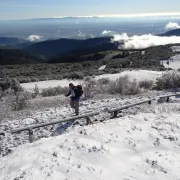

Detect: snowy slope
1,109,180,180
1,95,158,157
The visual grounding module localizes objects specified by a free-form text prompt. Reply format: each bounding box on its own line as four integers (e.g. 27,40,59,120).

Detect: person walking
65,83,83,116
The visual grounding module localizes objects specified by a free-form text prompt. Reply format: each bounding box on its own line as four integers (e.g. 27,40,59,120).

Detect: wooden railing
0,112,99,143
158,93,180,102
108,93,180,118
108,98,155,118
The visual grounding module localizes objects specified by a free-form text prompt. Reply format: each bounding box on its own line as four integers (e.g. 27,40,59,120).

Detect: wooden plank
158,93,180,99
11,112,99,134
108,98,155,113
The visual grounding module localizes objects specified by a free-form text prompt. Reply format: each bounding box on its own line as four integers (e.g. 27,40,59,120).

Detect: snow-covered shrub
83,77,96,99
139,80,154,89
156,71,180,90
63,72,84,80
97,78,111,85
12,91,31,111
10,78,24,93
108,75,141,95
32,85,39,98
41,86,68,97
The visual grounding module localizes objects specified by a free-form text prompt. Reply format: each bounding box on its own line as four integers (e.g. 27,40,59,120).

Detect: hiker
65,83,83,116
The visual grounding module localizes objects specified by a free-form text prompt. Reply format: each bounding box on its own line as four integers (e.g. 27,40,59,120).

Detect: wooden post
86,117,92,125
28,129,34,143
111,111,118,119
166,97,170,102
148,101,151,105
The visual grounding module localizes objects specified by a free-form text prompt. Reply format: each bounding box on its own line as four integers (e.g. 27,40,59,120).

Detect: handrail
11,111,99,134
108,98,155,113
158,93,180,99
108,93,180,118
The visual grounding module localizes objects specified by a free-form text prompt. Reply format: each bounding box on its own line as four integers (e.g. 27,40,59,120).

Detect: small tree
83,77,96,99
32,84,39,98
12,91,31,111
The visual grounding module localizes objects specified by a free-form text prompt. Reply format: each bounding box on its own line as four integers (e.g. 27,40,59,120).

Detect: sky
0,0,180,20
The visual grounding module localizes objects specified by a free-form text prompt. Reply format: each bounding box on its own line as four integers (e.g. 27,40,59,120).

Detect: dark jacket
66,87,80,100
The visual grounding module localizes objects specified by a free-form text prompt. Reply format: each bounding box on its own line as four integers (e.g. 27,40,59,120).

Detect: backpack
76,85,83,97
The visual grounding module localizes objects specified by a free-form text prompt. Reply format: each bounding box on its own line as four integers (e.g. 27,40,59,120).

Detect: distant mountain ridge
0,37,25,46
25,37,119,59
0,37,33,49
159,28,180,36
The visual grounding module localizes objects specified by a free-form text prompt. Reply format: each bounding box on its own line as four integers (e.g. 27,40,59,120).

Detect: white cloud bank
102,30,113,35
101,30,117,36
27,35,42,41
112,33,180,49
165,22,180,30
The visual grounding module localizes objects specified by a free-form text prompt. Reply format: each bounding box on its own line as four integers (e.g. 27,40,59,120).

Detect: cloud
102,30,113,35
27,35,42,41
101,30,116,36
112,33,180,49
165,22,180,30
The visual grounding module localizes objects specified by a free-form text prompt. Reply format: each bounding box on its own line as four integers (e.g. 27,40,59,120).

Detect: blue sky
0,0,180,20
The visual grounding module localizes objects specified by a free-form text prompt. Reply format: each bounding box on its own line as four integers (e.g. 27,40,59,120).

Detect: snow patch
161,54,180,70
22,118,37,126
96,70,162,82
99,65,106,70
171,46,180,52
21,79,81,92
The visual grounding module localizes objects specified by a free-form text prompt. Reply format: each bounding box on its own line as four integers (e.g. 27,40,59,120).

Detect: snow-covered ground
96,70,162,82
1,100,180,180
171,46,180,52
0,95,157,157
21,79,82,92
162,54,180,70
21,70,163,92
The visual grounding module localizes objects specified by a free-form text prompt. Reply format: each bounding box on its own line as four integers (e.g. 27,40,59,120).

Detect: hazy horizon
0,0,180,20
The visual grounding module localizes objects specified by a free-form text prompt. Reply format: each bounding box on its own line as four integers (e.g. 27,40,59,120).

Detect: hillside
0,37,25,46
159,28,180,36
0,49,44,65
0,37,33,49
25,37,119,59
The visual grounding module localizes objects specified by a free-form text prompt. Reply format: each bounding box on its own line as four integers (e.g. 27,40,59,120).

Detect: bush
139,80,154,89
32,85,39,98
83,77,96,99
41,86,68,97
63,72,84,80
10,78,24,93
19,77,32,83
97,78,111,85
156,71,180,90
0,79,11,91
12,91,31,111
108,75,141,95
